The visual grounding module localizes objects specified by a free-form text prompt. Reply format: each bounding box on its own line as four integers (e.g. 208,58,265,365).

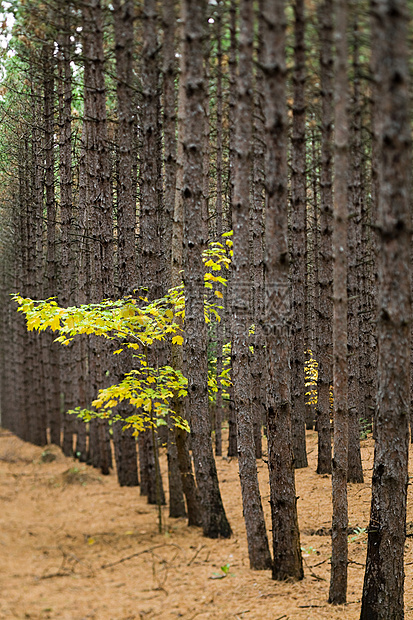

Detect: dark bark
169,1,202,527
112,0,139,487
316,0,333,476
347,17,364,484
261,0,303,581
214,0,224,458
82,0,114,475
360,0,411,617
231,0,272,570
138,0,166,504
250,0,266,460
43,43,61,449
183,0,231,539
161,0,186,517
290,0,308,470
329,0,349,604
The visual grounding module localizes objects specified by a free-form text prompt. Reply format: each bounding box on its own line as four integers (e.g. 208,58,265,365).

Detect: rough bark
329,0,349,604
250,0,266,460
290,0,308,470
231,0,272,571
162,0,186,517
139,0,166,505
170,1,202,527
261,0,303,581
183,0,231,539
82,0,114,475
347,17,364,484
360,0,411,617
214,0,224,458
112,0,139,487
316,0,333,475
43,42,61,450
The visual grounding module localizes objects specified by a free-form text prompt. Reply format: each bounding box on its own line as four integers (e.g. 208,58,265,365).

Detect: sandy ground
0,427,413,620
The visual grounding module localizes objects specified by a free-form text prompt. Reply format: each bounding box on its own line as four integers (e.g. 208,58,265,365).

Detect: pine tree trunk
112,0,139,488
360,0,411,616
329,0,349,604
138,0,166,506
232,0,272,570
183,0,231,539
316,0,333,475
290,0,308,470
347,17,364,484
82,0,114,475
162,0,186,517
43,43,61,449
261,0,303,581
214,0,224,458
250,0,266,460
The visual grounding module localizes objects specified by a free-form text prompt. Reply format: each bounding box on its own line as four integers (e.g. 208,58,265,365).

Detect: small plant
360,418,372,440
210,563,232,579
300,545,318,557
348,526,367,543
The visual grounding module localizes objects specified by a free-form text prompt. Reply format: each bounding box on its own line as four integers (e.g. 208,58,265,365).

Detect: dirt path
0,428,412,620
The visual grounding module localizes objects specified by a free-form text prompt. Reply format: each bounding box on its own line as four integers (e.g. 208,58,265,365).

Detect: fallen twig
310,557,329,569
187,544,206,566
101,543,181,570
303,556,326,581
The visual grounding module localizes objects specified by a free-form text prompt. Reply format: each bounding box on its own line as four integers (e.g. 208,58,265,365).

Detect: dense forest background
0,0,411,616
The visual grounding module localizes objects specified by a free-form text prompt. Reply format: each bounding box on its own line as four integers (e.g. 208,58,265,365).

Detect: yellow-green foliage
305,350,318,406
12,237,233,435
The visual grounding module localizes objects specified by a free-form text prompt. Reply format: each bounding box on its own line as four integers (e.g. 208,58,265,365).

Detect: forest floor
1,428,413,620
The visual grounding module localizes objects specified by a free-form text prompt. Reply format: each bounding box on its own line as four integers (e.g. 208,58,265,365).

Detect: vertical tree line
0,0,411,614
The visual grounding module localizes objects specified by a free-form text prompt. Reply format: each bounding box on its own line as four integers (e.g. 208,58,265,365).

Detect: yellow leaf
27,316,41,331
113,349,123,355
130,398,144,408
172,335,184,346
50,315,61,331
214,290,223,299
66,316,75,329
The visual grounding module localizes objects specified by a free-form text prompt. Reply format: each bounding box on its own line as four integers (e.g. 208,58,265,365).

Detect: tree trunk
316,0,333,475
162,0,186,517
290,0,308,470
329,0,349,604
82,0,114,475
360,0,411,617
261,0,303,581
139,0,166,505
347,16,364,484
231,0,272,571
183,0,231,539
112,0,139,487
43,42,61,449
